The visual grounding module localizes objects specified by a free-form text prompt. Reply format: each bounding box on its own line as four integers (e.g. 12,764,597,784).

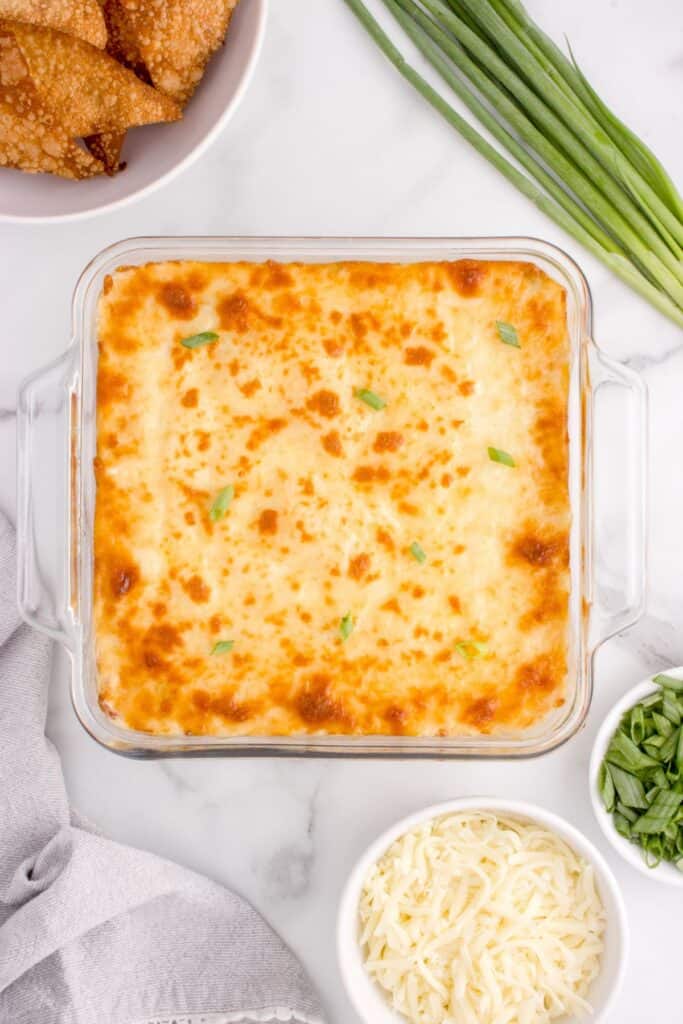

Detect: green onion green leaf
181,331,219,349
496,320,520,347
654,673,683,691
599,679,683,868
598,762,615,813
607,763,648,810
488,446,516,467
340,612,354,641
632,791,683,835
211,640,234,655
355,388,387,411
209,485,235,523
409,541,427,564
455,640,489,659
606,729,659,773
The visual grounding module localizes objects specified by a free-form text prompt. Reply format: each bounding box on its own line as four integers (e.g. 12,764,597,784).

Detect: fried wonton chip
0,0,106,47
0,29,102,177
84,128,125,174
107,0,240,106
101,0,149,81
84,0,154,173
2,18,182,136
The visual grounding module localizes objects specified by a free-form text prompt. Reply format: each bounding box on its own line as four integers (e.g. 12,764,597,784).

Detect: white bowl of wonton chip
0,0,267,222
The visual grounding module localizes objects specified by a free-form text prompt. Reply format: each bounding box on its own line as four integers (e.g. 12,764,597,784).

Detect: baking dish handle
588,342,647,648
17,347,77,650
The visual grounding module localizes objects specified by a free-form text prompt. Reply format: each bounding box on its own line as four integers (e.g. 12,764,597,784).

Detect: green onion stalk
342,0,683,328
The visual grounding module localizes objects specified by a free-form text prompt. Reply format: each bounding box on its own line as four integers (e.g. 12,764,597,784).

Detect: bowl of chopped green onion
591,668,683,884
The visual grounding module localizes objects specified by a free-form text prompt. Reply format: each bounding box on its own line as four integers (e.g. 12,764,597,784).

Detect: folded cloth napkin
0,512,325,1024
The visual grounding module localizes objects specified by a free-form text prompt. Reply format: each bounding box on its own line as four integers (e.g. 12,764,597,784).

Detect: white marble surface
2,0,683,1020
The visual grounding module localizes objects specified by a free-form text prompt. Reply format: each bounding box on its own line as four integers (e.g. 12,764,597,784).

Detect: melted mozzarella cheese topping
360,812,605,1024
94,258,570,737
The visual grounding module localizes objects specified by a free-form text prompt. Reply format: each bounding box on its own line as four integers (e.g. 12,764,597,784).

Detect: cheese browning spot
110,563,138,598
181,388,199,408
322,430,343,456
257,508,278,535
307,388,340,418
374,431,404,453
159,282,195,318
404,346,435,366
348,553,371,580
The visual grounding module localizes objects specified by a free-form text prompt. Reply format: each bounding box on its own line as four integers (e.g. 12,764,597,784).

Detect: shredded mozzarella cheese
359,812,605,1024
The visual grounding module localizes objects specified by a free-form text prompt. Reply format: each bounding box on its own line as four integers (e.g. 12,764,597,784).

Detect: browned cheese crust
95,259,571,738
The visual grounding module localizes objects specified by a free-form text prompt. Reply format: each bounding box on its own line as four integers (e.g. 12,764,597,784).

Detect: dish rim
337,795,629,1024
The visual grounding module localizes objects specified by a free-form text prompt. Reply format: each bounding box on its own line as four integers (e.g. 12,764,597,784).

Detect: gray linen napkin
0,511,325,1024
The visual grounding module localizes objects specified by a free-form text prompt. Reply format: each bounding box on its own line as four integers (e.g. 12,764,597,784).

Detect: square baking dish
17,236,647,758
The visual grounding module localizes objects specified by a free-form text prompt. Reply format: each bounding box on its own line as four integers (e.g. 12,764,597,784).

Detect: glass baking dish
17,236,647,758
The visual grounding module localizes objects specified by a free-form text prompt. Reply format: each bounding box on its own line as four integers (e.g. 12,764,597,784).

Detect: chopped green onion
652,712,673,738
181,331,219,349
495,320,520,347
455,640,489,659
662,689,682,725
211,640,234,655
629,703,646,744
598,762,615,813
654,673,683,692
340,612,354,641
615,802,639,824
606,730,659,773
632,791,683,835
488,446,516,467
355,388,387,411
209,485,235,523
607,763,648,810
600,682,683,868
409,541,427,564
613,812,632,839
659,726,681,764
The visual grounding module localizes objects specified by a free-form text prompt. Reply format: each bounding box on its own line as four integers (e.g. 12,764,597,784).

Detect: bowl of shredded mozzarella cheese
337,798,628,1024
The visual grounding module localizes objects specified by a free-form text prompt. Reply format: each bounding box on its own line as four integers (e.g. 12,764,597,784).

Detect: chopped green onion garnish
598,763,615,813
607,763,648,810
654,673,683,692
211,640,234,655
599,681,683,868
209,485,234,523
355,388,387,411
180,331,219,349
340,612,354,641
454,640,489,659
488,447,516,467
409,541,427,564
496,321,520,348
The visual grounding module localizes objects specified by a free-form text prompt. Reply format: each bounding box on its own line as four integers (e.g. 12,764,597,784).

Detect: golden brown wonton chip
84,0,155,172
0,29,102,177
84,129,125,174
3,18,182,136
101,0,149,80
0,0,106,47
107,0,240,106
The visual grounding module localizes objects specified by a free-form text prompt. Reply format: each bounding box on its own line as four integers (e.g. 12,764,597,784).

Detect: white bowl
590,666,683,886
338,797,628,1024
0,0,267,222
